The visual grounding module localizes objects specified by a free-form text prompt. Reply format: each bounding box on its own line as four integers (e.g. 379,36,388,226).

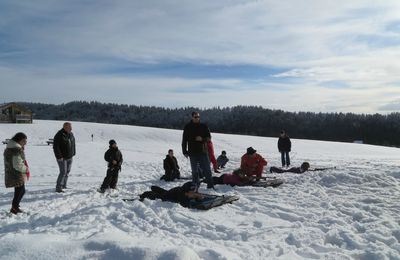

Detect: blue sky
1,0,400,113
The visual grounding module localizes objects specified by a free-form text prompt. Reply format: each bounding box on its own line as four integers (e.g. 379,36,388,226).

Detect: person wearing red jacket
240,147,267,181
207,140,220,173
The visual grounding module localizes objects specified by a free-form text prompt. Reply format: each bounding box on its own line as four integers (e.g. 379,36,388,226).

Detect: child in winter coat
4,132,29,214
99,140,123,193
216,151,229,169
160,149,181,181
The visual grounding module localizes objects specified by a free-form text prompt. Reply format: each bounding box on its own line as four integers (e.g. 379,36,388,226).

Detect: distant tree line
19,101,400,147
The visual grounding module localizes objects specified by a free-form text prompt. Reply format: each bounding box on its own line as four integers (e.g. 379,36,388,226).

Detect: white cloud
1,0,400,113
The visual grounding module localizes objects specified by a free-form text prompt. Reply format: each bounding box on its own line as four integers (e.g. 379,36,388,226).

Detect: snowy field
0,120,399,260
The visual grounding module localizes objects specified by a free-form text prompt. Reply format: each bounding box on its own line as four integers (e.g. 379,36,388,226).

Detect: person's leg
199,154,214,188
270,166,285,173
285,152,290,167
212,175,224,185
110,170,119,189
12,185,25,212
100,169,113,190
62,158,73,189
189,156,201,188
56,160,67,191
281,152,285,167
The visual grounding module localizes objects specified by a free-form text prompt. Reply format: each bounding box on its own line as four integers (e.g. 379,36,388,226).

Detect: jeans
56,158,73,190
189,153,213,188
12,185,25,209
281,151,290,167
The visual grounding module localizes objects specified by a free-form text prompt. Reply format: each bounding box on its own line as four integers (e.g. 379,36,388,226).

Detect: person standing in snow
278,130,291,168
182,111,214,189
54,122,76,193
4,132,29,214
99,139,123,193
160,149,180,181
216,150,229,169
240,147,268,181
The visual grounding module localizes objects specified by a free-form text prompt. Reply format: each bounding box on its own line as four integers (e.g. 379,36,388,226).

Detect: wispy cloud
1,0,400,113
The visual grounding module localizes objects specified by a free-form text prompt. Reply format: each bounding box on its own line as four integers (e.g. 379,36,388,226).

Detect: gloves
24,160,30,180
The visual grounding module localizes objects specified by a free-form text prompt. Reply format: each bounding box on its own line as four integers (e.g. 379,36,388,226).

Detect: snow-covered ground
0,120,399,260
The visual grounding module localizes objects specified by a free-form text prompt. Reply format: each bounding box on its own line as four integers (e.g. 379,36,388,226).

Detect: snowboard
251,178,283,188
188,193,239,210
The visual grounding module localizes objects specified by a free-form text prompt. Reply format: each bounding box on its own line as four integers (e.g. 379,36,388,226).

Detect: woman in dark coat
4,132,29,214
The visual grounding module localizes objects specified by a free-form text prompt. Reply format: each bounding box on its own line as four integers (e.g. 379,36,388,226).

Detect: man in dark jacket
278,130,291,168
160,149,180,181
99,139,123,193
54,122,76,193
182,111,214,189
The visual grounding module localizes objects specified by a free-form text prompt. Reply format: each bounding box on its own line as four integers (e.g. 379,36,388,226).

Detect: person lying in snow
139,181,204,208
211,168,254,186
269,162,333,174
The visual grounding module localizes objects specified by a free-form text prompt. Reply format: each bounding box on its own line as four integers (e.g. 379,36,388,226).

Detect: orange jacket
240,153,267,178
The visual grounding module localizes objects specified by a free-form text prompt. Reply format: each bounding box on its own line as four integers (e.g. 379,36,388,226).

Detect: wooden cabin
0,103,33,123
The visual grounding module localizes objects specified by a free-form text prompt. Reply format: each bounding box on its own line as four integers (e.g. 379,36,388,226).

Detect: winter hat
182,181,197,192
222,150,226,155
109,139,116,146
246,147,256,155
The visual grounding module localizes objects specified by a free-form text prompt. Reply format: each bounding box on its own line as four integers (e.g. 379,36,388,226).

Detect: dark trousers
281,151,290,167
101,168,119,189
12,185,25,209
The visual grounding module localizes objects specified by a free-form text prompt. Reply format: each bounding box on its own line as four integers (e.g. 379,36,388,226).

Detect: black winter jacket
278,136,291,152
163,155,180,175
182,121,211,156
104,147,123,170
53,129,76,159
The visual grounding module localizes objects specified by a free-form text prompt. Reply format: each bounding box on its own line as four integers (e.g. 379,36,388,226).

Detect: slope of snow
0,120,399,260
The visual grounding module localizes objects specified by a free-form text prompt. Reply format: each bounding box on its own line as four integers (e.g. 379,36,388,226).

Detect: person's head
246,147,257,156
221,150,226,156
63,122,72,133
168,149,174,157
109,139,117,148
11,132,27,147
191,111,200,123
301,162,310,171
280,130,286,137
182,181,197,193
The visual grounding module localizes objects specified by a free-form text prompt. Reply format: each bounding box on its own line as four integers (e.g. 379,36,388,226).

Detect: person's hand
112,160,117,165
57,158,63,162
195,136,202,142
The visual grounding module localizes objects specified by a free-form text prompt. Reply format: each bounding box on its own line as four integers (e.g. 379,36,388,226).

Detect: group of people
3,112,325,214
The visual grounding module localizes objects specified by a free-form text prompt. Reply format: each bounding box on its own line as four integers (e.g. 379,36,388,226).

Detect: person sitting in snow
240,147,268,181
98,140,123,193
269,162,332,174
216,150,229,169
160,149,181,181
139,181,204,208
